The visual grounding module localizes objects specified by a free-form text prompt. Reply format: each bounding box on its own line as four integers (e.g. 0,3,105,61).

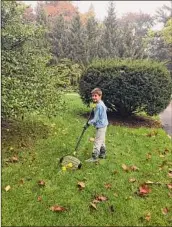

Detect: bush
79,59,172,116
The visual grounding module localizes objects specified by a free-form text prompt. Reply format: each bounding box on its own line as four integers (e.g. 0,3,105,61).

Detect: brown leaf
168,192,172,198
11,156,18,162
162,207,169,215
19,179,24,185
104,183,112,189
38,180,45,186
37,196,42,202
139,184,151,196
50,205,66,212
4,185,11,192
129,178,136,183
168,172,172,178
145,212,151,221
77,181,85,190
167,184,172,189
130,165,139,171
90,202,97,210
95,195,108,201
122,164,129,172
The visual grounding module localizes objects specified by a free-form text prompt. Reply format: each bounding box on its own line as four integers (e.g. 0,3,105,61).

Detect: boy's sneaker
99,154,106,159
85,157,98,162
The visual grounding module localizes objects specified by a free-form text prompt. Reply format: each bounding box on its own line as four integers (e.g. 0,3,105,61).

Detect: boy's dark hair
91,88,102,96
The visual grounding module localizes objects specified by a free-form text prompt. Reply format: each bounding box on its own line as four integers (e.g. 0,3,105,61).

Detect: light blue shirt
88,100,108,128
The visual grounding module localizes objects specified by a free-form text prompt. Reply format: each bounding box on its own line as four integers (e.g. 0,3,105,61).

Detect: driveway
159,101,172,136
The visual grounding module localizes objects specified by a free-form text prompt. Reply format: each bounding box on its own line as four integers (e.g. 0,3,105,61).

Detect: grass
2,93,172,226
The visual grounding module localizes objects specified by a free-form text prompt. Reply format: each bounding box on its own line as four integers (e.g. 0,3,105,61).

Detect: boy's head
91,88,102,103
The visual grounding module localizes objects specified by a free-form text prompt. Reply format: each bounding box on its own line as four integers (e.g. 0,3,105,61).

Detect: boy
85,88,108,162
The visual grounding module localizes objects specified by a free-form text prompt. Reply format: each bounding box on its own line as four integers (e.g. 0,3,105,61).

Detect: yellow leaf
5,185,11,192
62,166,66,171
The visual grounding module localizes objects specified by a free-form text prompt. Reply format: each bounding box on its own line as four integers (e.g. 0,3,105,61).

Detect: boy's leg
86,128,105,162
99,126,107,158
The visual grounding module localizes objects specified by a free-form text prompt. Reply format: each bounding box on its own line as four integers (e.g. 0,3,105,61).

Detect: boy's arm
88,105,100,126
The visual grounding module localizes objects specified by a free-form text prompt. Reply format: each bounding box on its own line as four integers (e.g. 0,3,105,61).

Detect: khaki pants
92,126,107,158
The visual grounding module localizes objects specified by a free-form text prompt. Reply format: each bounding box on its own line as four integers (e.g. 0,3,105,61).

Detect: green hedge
79,59,172,116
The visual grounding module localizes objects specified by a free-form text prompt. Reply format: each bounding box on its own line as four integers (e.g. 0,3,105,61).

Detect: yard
2,93,172,226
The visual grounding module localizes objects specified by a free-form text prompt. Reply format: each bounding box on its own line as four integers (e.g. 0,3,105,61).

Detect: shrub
79,59,172,116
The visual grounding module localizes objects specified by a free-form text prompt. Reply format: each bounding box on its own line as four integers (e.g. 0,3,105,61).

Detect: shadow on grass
2,118,51,158
77,110,162,129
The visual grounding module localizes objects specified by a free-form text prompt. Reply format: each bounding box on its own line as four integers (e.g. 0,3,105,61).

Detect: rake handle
75,108,94,152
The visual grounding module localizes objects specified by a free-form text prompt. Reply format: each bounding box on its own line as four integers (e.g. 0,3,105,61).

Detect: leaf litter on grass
50,205,67,212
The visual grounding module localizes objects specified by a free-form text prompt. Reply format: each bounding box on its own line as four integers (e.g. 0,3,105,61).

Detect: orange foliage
44,1,78,21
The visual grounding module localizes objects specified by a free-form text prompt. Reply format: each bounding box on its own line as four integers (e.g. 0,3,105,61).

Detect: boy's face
92,93,101,103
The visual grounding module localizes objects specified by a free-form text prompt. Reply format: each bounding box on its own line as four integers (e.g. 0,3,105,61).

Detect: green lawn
2,93,172,226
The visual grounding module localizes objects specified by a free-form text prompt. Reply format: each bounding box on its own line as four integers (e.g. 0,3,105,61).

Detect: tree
48,14,70,60
117,12,154,59
85,13,99,62
155,2,172,25
162,18,172,44
100,1,119,58
68,12,86,64
35,1,48,26
1,1,63,119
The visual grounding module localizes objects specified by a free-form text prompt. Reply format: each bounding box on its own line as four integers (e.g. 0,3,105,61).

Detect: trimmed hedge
79,59,172,116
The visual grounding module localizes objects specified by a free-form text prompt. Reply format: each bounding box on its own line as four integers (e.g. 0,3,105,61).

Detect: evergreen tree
68,12,86,64
48,14,70,60
85,5,99,62
101,1,119,58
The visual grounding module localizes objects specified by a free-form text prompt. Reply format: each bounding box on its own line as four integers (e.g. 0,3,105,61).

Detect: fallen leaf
50,205,66,212
89,137,95,142
139,184,151,196
38,180,45,186
37,196,42,202
168,192,172,198
159,154,165,158
130,165,139,171
122,164,129,172
145,212,151,221
129,178,136,183
162,207,169,215
4,185,11,192
167,135,171,139
168,172,172,178
113,193,118,197
92,199,100,204
19,179,24,185
145,180,154,184
167,184,172,189
104,183,112,189
90,202,97,210
95,195,108,201
146,153,152,160
11,156,18,162
78,181,85,190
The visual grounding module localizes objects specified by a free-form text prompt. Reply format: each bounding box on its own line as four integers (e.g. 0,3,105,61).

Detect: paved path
159,101,172,136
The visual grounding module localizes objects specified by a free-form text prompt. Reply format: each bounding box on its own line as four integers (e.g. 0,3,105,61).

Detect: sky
24,1,171,29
